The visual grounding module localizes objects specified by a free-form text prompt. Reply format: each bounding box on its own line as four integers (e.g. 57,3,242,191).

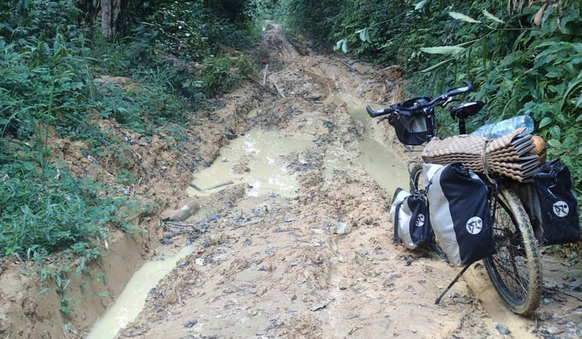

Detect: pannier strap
481,139,494,184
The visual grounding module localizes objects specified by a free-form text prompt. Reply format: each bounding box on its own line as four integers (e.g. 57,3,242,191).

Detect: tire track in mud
111,23,581,339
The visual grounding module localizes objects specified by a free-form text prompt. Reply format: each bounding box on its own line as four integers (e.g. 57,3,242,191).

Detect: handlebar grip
366,105,393,117
445,80,473,97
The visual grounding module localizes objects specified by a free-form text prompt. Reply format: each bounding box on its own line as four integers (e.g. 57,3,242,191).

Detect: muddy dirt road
89,24,582,339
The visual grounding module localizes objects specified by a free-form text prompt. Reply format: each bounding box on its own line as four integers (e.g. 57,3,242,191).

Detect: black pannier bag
427,163,494,266
516,159,580,245
390,188,434,250
389,97,430,145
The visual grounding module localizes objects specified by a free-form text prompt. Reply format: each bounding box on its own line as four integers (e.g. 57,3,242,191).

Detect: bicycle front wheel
483,187,542,316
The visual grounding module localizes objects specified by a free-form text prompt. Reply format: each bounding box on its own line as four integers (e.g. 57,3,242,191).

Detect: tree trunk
101,0,121,38
113,0,121,33
101,0,112,38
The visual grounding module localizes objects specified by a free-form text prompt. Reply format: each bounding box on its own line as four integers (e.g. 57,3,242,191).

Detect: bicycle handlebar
444,80,472,97
366,80,473,118
366,106,394,117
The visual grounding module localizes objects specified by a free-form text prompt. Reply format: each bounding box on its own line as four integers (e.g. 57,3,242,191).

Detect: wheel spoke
484,189,541,316
492,257,528,295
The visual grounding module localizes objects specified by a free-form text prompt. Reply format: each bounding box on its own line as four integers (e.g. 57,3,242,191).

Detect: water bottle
471,115,534,139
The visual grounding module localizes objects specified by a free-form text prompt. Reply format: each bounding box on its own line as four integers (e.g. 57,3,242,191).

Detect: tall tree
101,0,121,38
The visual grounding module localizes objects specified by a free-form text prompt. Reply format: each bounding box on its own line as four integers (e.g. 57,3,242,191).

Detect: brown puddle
324,94,409,196
86,246,195,339
186,130,316,198
185,95,408,199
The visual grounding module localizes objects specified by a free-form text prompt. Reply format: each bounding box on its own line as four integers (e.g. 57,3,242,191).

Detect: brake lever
441,96,454,107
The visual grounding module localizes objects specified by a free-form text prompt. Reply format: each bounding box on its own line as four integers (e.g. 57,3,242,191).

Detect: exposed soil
2,23,582,339
116,24,582,339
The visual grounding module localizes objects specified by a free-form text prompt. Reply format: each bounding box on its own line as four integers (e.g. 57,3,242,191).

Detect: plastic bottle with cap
471,115,535,139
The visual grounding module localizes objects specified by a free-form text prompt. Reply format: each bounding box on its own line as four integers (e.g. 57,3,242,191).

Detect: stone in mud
198,222,209,233
310,301,328,312
172,198,201,221
206,214,219,222
569,279,582,291
335,221,351,235
195,258,205,266
495,322,511,335
184,320,198,328
160,238,173,245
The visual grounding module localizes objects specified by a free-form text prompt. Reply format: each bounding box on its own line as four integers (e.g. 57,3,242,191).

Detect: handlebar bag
517,159,580,245
389,111,429,146
390,188,434,250
427,163,494,266
389,97,431,146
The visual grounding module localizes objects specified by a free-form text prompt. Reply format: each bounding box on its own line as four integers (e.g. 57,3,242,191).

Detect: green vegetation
0,0,260,260
279,0,582,244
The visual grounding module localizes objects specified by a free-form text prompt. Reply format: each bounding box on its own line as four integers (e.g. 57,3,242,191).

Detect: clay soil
119,24,582,339
1,23,581,339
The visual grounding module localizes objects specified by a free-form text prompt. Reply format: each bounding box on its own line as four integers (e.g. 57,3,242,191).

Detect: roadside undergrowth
0,0,261,291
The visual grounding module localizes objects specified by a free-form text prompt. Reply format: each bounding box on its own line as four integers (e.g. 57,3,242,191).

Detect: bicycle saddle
449,101,484,120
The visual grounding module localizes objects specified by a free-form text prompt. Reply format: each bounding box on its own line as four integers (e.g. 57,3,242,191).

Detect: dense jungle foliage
0,0,261,260
279,0,582,253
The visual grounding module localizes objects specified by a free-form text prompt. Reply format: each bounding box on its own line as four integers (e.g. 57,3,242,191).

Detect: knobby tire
483,187,542,316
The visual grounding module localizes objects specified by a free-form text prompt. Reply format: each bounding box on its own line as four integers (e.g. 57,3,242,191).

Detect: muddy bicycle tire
483,187,542,316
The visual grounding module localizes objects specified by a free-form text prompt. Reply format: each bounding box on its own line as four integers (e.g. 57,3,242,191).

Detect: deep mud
2,23,582,339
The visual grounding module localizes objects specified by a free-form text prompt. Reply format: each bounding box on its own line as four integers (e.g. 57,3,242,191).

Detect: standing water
324,94,409,195
87,245,195,339
186,130,315,198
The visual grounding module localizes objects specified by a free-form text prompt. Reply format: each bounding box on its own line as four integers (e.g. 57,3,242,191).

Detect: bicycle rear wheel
409,163,423,192
483,187,542,316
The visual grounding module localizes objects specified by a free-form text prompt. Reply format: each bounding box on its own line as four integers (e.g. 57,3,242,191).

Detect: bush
200,56,254,97
0,0,261,260
0,159,135,258
145,1,257,61
0,0,82,44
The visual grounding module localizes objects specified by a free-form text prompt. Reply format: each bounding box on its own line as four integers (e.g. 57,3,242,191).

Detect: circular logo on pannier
415,214,425,227
466,217,483,235
553,201,569,218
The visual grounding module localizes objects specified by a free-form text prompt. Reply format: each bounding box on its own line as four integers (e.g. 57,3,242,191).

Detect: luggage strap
481,139,495,184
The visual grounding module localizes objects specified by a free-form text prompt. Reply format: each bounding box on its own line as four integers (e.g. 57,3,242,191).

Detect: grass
0,0,261,268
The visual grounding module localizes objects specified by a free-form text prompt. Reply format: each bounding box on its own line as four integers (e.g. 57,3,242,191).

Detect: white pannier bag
425,163,494,266
390,188,433,250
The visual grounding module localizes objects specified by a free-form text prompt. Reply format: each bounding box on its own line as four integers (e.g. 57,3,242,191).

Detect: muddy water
187,97,407,200
86,245,195,339
324,94,409,195
186,130,315,198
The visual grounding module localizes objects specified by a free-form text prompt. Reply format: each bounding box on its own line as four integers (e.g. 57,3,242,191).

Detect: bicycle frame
368,80,543,316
